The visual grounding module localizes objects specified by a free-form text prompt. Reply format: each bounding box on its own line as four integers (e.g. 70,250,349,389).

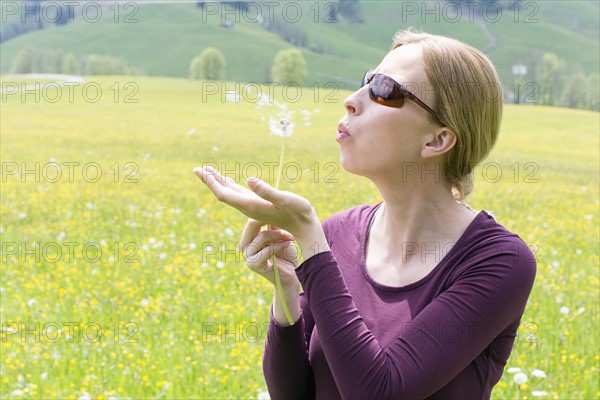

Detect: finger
194,166,247,194
246,177,285,206
240,219,266,249
243,230,295,261
274,241,298,264
246,241,293,271
195,166,259,207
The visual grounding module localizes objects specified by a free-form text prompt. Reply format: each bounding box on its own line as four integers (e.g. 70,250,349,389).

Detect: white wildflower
507,367,521,373
257,391,270,400
532,391,548,397
531,369,547,378
513,372,528,385
559,306,570,315
216,261,225,269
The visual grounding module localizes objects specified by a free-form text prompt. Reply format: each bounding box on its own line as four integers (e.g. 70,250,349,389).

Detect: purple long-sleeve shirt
263,203,536,399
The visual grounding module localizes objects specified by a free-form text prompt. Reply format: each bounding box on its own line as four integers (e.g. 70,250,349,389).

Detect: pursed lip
337,122,350,135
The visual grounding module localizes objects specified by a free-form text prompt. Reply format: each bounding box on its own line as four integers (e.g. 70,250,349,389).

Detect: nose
344,86,366,115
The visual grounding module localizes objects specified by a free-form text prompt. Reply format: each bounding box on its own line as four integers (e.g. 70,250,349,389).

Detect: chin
339,154,370,178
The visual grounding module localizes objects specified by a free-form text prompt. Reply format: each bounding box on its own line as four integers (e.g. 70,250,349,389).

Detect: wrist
295,223,329,263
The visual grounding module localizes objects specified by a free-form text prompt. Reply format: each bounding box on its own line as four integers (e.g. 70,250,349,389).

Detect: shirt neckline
360,202,485,292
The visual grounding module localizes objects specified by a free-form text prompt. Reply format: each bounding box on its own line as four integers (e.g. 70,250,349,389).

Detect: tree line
510,50,599,111
10,47,145,76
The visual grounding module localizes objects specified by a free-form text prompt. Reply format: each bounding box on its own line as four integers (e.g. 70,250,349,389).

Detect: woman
195,29,536,399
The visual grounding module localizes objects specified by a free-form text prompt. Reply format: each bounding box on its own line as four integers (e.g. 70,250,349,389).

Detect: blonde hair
391,29,503,201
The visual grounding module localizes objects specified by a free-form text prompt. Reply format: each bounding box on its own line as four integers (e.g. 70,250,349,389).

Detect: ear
421,127,456,159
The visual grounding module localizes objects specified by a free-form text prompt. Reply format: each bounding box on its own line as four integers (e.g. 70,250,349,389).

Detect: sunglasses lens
360,71,371,88
370,74,405,106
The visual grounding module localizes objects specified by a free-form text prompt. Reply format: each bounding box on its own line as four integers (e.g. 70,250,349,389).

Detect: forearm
272,282,301,326
264,292,315,399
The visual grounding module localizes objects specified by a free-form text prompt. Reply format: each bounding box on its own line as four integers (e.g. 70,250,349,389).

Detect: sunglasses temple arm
407,92,440,121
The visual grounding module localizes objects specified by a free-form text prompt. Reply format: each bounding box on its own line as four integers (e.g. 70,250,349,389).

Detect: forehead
374,44,427,83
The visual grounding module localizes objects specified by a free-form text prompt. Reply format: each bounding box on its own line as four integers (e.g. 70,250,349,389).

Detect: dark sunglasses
361,71,440,122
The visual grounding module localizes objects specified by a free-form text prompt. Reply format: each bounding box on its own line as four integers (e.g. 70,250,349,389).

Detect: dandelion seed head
513,372,528,385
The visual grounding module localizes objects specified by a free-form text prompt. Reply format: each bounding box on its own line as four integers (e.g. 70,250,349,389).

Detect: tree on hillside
562,73,587,109
10,47,35,73
338,0,364,23
536,52,566,106
61,53,78,75
585,74,599,111
263,15,308,47
271,48,307,85
190,47,226,80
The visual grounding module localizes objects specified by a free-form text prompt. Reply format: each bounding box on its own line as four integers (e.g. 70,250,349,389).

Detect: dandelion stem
271,131,295,326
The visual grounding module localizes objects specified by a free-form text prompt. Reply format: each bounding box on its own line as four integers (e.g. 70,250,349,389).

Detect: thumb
246,177,282,204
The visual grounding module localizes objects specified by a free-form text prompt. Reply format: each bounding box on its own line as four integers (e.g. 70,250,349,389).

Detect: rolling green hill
1,1,598,89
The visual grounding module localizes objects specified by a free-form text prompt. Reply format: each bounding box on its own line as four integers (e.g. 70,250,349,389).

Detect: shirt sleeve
262,287,316,399
295,241,536,399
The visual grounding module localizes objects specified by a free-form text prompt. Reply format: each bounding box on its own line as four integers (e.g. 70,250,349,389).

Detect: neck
370,176,475,248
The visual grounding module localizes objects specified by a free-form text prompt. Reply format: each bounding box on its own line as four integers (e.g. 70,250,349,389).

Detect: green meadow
1,1,598,88
0,76,598,399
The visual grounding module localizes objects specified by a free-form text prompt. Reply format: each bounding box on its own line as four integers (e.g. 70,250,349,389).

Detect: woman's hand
194,166,329,259
239,219,300,289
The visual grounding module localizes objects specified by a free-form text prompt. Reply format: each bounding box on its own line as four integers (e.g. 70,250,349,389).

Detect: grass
0,75,598,399
0,1,598,89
